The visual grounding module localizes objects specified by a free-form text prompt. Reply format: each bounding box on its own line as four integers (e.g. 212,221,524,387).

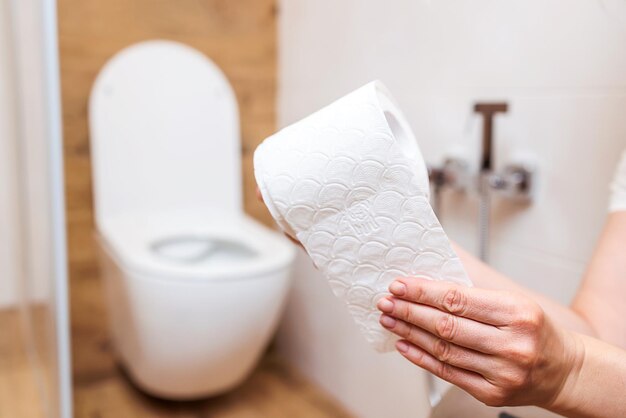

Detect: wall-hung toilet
89,40,295,399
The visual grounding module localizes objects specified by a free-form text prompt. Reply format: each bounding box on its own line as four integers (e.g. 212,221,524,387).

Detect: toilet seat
97,209,294,281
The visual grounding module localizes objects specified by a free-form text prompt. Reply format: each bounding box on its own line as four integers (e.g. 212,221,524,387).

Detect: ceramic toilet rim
94,209,296,282
96,232,294,283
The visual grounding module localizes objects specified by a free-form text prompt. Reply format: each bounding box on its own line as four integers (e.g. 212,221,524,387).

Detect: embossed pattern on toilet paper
254,82,472,352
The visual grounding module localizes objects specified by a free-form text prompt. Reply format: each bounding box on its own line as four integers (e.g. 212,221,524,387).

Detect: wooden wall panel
60,0,276,269
58,0,276,391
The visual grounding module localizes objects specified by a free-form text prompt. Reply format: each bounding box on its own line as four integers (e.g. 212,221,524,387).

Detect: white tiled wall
276,1,626,417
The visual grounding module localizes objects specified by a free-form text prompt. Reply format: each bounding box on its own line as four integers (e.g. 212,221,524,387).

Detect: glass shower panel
8,0,72,417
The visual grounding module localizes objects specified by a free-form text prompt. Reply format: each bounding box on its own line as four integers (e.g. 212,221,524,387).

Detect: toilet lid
89,40,242,224
97,209,295,281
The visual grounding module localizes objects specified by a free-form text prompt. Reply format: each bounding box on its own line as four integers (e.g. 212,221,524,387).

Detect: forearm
572,212,626,348
453,244,596,336
550,332,626,418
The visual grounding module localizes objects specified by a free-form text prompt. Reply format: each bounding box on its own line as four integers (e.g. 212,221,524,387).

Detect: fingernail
379,314,396,328
377,298,394,313
389,281,406,296
396,340,409,353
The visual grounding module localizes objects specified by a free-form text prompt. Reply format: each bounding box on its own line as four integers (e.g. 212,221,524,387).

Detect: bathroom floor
70,253,353,418
74,353,353,418
0,308,45,418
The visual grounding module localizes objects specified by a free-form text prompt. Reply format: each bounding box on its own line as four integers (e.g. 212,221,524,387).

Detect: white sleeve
610,150,626,213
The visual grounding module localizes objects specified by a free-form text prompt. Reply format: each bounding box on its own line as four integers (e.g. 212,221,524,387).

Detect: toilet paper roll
254,81,472,352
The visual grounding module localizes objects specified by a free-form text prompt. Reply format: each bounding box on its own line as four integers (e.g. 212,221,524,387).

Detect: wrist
546,330,586,414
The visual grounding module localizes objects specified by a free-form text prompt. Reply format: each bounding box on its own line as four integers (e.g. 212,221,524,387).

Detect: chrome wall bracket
428,159,535,202
427,102,536,262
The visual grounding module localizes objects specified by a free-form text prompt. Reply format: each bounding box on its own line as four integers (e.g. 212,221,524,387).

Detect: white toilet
88,40,295,399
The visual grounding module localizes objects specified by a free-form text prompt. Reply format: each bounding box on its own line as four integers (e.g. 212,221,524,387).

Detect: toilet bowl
88,40,295,399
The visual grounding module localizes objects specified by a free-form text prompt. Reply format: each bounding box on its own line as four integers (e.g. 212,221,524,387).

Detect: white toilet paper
254,81,472,352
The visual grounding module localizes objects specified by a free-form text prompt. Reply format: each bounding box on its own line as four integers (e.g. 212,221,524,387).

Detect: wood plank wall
58,0,276,385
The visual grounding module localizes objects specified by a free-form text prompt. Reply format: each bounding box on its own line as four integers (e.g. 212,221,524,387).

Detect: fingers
395,339,494,399
389,277,517,326
379,315,497,375
377,297,501,354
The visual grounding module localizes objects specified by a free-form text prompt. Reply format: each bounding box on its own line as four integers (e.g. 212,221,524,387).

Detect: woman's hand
377,277,581,408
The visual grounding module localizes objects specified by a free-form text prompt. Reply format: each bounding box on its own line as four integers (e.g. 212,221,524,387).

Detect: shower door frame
10,0,72,417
